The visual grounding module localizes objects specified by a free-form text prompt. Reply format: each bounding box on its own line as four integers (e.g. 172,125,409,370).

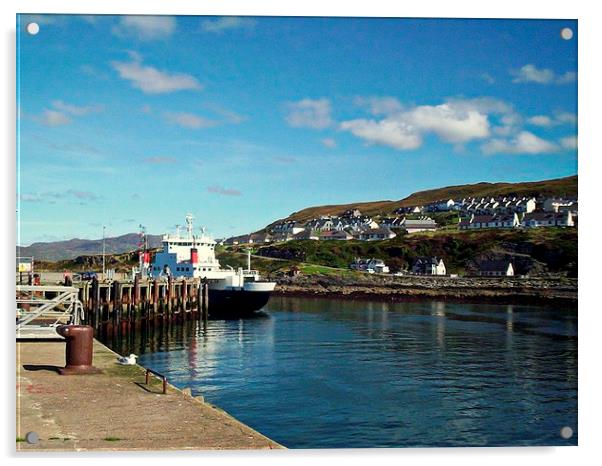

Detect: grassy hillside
255,228,578,277
271,175,577,225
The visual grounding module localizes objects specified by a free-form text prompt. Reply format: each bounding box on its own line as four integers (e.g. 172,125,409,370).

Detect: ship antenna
185,213,195,238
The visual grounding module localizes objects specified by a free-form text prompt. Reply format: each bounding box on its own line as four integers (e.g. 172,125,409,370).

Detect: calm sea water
100,296,577,448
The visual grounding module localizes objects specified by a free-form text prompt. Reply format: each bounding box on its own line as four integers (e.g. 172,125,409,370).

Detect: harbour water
100,296,578,448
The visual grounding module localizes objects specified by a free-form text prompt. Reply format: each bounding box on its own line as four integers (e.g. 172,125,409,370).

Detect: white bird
116,354,138,365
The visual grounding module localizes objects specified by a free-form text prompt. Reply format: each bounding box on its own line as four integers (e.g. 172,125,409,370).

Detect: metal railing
16,285,84,333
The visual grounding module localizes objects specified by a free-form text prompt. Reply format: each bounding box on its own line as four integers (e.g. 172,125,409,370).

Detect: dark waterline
99,296,578,448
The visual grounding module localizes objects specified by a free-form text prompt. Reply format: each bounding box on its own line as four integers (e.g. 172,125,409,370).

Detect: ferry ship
143,215,276,317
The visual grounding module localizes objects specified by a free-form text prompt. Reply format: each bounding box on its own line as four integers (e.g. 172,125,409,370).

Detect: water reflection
100,296,577,449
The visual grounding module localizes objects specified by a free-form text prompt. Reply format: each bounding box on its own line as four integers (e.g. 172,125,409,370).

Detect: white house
411,257,446,275
354,227,396,241
521,211,574,228
478,260,514,277
401,217,438,233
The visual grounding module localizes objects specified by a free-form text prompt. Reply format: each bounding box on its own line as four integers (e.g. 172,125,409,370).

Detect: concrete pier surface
16,340,283,451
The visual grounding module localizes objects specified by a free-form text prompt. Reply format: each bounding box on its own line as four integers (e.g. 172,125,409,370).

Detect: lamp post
102,225,106,280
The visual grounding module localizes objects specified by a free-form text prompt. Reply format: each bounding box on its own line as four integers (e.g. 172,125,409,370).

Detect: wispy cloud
354,96,404,116
112,16,176,41
39,109,71,127
111,54,202,94
527,111,577,127
560,135,578,150
285,98,333,129
164,111,217,129
511,64,576,85
273,156,297,164
142,156,177,164
321,138,337,148
35,100,104,127
481,73,495,84
481,131,559,155
19,189,102,204
200,17,256,33
52,100,104,116
207,185,242,196
206,104,247,124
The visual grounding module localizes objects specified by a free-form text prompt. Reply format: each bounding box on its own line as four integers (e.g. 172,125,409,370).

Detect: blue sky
16,15,577,245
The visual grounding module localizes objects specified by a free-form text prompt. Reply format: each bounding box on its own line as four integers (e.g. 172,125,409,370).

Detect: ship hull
207,289,273,318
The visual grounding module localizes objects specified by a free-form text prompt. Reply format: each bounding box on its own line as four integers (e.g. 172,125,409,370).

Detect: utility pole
102,225,106,280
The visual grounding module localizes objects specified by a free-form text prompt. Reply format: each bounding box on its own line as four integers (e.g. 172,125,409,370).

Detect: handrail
16,285,84,331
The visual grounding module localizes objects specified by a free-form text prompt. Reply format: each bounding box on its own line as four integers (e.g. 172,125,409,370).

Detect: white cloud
40,109,71,127
340,118,422,151
560,136,578,150
200,17,256,33
111,55,202,94
527,111,577,127
321,138,337,148
286,98,333,129
405,103,490,143
112,16,176,40
555,111,577,124
528,115,554,127
512,64,576,85
481,131,559,155
340,97,502,150
164,111,216,129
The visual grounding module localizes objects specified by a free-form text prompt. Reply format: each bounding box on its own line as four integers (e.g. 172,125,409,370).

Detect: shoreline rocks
274,274,577,306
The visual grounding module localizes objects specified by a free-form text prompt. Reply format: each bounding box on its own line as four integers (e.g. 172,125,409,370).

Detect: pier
16,338,283,451
53,276,213,331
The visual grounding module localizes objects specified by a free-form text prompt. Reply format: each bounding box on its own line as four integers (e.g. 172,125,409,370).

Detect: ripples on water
100,297,577,448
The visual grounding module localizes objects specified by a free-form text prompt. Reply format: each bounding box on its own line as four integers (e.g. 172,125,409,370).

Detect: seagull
116,354,138,365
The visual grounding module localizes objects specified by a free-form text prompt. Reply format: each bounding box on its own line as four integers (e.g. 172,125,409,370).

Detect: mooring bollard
55,325,101,375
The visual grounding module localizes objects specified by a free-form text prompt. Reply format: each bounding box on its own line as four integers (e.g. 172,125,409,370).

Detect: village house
459,213,520,230
341,209,362,218
400,217,438,233
306,217,347,232
411,257,447,275
350,258,390,273
248,232,272,244
293,229,320,241
270,221,305,235
319,229,353,241
478,260,514,277
543,198,576,213
353,227,396,241
521,211,574,228
425,199,455,212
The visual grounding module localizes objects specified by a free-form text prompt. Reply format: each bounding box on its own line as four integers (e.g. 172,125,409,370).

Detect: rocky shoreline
274,274,578,306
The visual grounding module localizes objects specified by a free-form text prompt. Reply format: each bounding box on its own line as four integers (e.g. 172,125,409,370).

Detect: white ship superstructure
147,215,275,315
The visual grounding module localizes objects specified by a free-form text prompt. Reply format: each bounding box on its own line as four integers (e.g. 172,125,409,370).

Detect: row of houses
408,257,515,276
459,211,575,230
396,195,577,217
350,256,515,277
224,225,399,245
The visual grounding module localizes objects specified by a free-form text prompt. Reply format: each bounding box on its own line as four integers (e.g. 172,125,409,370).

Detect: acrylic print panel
16,14,577,451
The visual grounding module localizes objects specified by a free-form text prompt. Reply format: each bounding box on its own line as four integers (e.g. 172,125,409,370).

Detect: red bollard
56,325,101,375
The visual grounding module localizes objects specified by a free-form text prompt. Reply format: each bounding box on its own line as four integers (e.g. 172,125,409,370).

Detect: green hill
274,175,577,225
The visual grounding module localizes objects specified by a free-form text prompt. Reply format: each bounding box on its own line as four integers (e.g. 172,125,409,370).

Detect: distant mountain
17,233,163,261
270,175,577,225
